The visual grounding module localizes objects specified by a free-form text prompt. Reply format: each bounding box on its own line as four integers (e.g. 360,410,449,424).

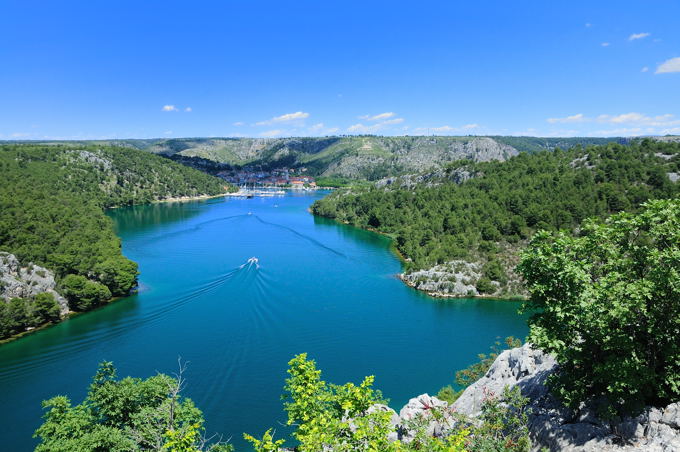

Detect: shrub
518,199,680,414
60,274,111,311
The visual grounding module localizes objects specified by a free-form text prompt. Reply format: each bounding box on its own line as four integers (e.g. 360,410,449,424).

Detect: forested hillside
0,144,229,339
21,136,628,180
311,139,680,297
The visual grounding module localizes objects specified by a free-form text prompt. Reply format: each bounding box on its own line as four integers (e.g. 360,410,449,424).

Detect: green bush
34,362,232,451
33,293,61,323
61,274,112,311
475,276,495,294
95,257,139,296
519,198,680,415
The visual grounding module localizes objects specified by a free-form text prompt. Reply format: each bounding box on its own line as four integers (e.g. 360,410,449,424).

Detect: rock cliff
452,344,680,451
0,252,68,315
375,345,679,450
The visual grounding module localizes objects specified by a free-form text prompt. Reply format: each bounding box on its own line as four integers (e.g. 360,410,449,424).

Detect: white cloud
260,129,284,137
184,107,192,112
591,127,643,136
547,113,586,124
164,130,173,135
162,105,178,112
10,132,29,138
306,123,341,135
347,117,405,133
585,23,592,28
546,112,680,128
412,123,481,134
629,32,650,41
359,112,396,121
256,111,310,125
382,117,404,125
347,123,381,133
641,66,649,72
656,57,680,74
598,112,679,126
429,126,455,132
232,121,245,126
601,42,610,47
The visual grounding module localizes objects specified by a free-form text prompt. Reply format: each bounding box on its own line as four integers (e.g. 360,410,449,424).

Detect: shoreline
309,211,526,302
153,191,231,204
397,273,527,301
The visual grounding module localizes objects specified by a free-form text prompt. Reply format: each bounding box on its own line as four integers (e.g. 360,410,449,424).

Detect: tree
518,198,680,414
60,274,112,311
34,361,231,451
95,256,139,296
34,292,61,323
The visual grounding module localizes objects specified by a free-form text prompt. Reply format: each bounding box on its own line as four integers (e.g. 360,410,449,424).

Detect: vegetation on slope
437,336,522,404
0,144,229,339
37,356,532,451
519,198,680,415
311,139,680,296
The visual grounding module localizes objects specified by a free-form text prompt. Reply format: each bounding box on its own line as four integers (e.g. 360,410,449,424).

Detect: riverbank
398,273,526,301
153,191,232,204
307,213,526,301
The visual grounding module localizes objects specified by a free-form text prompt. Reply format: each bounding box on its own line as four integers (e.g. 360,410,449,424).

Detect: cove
0,192,528,451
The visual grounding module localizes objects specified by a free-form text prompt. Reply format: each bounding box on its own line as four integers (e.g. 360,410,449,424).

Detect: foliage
315,177,356,188
279,353,395,452
0,294,61,338
94,257,139,297
0,143,227,338
34,361,231,451
312,140,680,295
437,337,522,404
468,386,530,452
243,429,286,452
60,274,112,311
518,198,680,415
251,353,533,451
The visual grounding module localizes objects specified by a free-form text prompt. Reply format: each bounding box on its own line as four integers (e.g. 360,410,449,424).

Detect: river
0,191,528,450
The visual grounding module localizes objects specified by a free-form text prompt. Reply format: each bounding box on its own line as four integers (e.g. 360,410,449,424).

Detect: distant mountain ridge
12,136,633,180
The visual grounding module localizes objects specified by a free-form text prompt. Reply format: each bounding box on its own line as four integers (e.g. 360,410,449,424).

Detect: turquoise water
0,192,528,451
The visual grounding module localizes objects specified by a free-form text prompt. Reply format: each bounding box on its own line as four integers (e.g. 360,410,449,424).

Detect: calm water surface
0,192,528,450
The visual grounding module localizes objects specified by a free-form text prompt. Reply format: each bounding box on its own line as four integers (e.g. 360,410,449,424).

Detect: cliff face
131,136,524,179
0,252,68,315
453,344,680,451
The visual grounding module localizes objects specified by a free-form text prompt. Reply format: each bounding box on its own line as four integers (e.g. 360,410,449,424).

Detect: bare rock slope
453,344,680,451
0,252,68,315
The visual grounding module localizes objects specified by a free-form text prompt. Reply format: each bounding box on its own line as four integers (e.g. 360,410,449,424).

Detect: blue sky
1,0,679,139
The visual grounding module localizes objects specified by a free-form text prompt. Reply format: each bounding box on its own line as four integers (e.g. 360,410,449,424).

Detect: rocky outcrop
400,260,482,297
0,252,68,315
399,245,527,298
452,344,680,451
375,167,475,190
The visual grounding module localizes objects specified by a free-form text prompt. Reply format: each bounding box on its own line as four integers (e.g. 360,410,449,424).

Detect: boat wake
241,257,260,269
253,215,346,258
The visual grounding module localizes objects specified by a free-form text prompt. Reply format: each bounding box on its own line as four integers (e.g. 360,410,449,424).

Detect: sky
1,0,679,139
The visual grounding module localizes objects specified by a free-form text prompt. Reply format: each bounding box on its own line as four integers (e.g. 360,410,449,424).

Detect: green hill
311,139,680,298
0,144,230,339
